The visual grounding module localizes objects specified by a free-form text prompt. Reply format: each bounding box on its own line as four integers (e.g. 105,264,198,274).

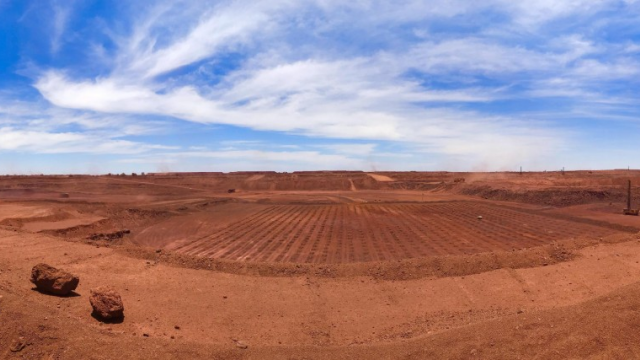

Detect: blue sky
1,0,640,174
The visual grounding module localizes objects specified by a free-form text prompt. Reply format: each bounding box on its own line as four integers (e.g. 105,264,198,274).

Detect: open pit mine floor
3,171,640,359
168,202,618,263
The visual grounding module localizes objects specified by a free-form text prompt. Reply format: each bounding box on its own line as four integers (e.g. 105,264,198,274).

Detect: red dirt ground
168,202,617,263
2,171,640,359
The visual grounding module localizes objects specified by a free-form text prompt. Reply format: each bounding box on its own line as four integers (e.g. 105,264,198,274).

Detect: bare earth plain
3,170,640,359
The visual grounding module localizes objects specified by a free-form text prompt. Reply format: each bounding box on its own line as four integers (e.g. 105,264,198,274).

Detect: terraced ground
170,201,619,263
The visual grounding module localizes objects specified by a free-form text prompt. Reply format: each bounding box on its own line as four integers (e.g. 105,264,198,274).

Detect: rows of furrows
172,202,618,263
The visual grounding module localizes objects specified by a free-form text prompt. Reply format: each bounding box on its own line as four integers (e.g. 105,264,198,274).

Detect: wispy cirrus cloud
50,0,73,54
0,94,176,156
122,1,300,79
0,127,174,154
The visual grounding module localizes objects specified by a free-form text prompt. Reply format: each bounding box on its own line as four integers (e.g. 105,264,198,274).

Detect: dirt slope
3,229,640,358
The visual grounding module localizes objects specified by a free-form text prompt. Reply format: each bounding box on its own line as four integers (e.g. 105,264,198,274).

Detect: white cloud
22,0,640,171
501,0,616,27
51,0,73,54
408,39,555,74
0,127,174,154
120,1,298,79
405,35,604,76
116,149,368,172
316,143,377,155
0,95,167,136
570,58,640,79
0,94,177,156
34,47,565,168
624,43,640,53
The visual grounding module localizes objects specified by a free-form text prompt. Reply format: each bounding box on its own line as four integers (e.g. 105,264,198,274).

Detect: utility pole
628,179,632,210
623,179,639,216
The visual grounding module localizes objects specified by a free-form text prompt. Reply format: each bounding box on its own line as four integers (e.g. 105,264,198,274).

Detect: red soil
168,202,618,263
2,171,640,359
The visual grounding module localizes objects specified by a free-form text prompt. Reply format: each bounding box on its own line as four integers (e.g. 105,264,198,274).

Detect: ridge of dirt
459,185,629,207
40,206,175,240
368,173,395,182
485,202,640,233
0,208,71,229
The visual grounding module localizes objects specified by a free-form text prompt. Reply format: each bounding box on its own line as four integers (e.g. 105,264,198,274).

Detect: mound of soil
87,229,131,241
461,186,622,207
0,209,72,229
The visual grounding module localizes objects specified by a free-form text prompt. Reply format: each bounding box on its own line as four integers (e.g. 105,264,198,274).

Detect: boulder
30,263,79,295
89,286,124,320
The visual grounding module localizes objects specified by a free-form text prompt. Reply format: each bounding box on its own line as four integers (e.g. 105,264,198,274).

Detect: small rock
155,249,162,253
30,263,79,295
10,337,26,352
477,216,483,220
517,309,524,314
89,286,124,320
236,341,248,349
143,333,150,337
174,325,181,330
470,348,478,356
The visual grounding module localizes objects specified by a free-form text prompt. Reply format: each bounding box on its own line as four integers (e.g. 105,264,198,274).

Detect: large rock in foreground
89,286,124,320
30,263,79,295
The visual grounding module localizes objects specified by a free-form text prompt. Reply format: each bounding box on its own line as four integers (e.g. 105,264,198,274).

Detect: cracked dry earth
4,228,640,359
